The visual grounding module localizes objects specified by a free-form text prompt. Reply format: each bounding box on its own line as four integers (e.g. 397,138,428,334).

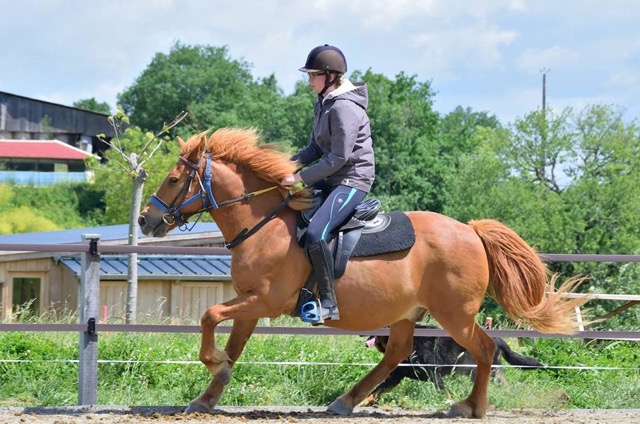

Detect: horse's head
138,133,208,237
139,128,312,240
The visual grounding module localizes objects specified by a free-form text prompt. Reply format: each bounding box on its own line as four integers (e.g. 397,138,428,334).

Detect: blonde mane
182,128,310,210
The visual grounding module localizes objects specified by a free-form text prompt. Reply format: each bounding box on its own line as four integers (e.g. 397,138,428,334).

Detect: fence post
78,234,101,405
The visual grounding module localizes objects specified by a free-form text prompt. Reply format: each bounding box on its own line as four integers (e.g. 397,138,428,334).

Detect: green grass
0,318,637,409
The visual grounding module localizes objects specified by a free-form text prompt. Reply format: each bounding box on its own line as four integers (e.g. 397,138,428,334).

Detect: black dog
363,324,542,404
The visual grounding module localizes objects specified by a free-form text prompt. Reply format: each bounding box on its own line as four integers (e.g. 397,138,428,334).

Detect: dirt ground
0,406,638,424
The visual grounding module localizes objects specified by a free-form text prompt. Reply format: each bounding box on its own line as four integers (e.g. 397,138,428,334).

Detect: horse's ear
200,134,208,150
186,133,207,159
177,136,186,149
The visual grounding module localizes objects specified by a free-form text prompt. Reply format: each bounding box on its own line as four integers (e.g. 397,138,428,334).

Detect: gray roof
60,254,232,281
0,223,221,245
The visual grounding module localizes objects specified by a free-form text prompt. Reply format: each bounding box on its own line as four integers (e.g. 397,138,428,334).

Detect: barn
0,91,114,186
0,91,113,151
0,223,235,323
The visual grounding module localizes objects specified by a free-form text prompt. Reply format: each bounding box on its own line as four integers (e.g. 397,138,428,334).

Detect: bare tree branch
140,110,188,157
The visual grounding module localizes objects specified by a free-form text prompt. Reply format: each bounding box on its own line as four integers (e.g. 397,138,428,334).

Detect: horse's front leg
186,294,270,413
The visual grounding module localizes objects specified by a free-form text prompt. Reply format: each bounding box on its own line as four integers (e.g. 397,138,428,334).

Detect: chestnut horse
138,128,587,418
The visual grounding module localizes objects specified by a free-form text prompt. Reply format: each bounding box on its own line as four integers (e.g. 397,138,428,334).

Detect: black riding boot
307,239,339,321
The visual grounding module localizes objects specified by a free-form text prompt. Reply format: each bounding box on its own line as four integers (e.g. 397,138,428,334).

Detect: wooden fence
0,236,638,406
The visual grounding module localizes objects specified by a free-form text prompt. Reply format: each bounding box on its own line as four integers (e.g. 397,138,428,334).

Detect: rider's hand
280,174,302,187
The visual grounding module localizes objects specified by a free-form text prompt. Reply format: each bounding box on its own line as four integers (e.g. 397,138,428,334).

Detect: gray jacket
293,80,375,193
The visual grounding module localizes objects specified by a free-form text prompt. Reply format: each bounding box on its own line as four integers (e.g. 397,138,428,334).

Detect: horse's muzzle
137,215,147,230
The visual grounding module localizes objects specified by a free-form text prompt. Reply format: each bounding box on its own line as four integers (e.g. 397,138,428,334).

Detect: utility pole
539,68,550,152
540,68,550,112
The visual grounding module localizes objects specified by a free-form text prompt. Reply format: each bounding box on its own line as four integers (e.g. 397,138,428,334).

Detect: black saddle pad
351,212,415,257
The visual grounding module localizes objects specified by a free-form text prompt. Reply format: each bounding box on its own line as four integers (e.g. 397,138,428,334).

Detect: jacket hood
323,79,369,109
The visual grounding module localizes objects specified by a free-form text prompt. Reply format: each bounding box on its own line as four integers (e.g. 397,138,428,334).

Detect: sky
2,0,639,125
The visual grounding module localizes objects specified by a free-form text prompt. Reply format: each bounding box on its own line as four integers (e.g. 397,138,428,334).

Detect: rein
149,151,286,249
225,194,292,249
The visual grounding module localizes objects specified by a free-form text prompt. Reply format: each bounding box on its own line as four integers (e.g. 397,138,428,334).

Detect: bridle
148,150,291,249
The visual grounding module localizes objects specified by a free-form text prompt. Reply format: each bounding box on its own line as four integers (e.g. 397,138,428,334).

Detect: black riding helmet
300,45,347,96
299,44,347,74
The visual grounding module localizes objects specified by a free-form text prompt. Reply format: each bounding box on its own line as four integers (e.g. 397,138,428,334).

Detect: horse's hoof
185,402,210,414
447,402,473,418
448,401,485,419
327,398,353,415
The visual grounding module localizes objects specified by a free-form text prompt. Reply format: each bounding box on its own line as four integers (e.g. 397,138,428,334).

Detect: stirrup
300,300,340,324
300,300,323,324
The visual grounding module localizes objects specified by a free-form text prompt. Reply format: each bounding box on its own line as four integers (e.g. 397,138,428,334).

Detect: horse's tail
469,219,588,334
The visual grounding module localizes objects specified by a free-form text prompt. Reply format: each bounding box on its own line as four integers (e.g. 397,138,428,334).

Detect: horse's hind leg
433,314,495,419
328,319,415,415
359,369,405,406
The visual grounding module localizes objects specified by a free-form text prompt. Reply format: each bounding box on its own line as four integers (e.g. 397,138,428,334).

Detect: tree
0,183,102,232
119,42,256,133
73,98,112,114
92,126,181,226
564,105,640,251
0,206,60,234
93,108,187,323
507,108,574,194
444,125,515,221
446,106,640,251
355,70,440,212
438,106,501,156
437,106,502,210
444,105,640,326
244,75,310,145
117,41,301,149
283,80,319,151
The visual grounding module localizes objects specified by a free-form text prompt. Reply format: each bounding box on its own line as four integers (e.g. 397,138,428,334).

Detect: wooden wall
0,257,233,323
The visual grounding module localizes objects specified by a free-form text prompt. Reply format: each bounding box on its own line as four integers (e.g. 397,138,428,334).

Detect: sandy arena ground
0,406,638,424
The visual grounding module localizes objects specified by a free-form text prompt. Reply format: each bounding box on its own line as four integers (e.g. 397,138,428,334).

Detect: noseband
148,150,290,249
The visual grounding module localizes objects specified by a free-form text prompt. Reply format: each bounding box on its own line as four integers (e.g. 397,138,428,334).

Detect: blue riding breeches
306,183,367,244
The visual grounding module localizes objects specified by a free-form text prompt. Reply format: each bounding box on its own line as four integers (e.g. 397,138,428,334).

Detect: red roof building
0,139,95,185
0,139,91,160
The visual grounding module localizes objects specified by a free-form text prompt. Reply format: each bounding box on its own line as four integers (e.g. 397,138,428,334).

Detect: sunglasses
307,72,327,80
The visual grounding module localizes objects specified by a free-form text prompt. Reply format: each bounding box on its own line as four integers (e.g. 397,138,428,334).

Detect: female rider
280,44,375,323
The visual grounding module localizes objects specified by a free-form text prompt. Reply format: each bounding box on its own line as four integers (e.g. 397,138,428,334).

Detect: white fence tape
0,358,637,371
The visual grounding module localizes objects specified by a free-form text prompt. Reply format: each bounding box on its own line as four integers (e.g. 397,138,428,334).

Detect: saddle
296,192,415,279
293,192,416,321
297,194,375,277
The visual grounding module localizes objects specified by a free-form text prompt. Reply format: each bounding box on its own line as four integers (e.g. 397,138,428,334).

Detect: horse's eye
169,176,179,184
